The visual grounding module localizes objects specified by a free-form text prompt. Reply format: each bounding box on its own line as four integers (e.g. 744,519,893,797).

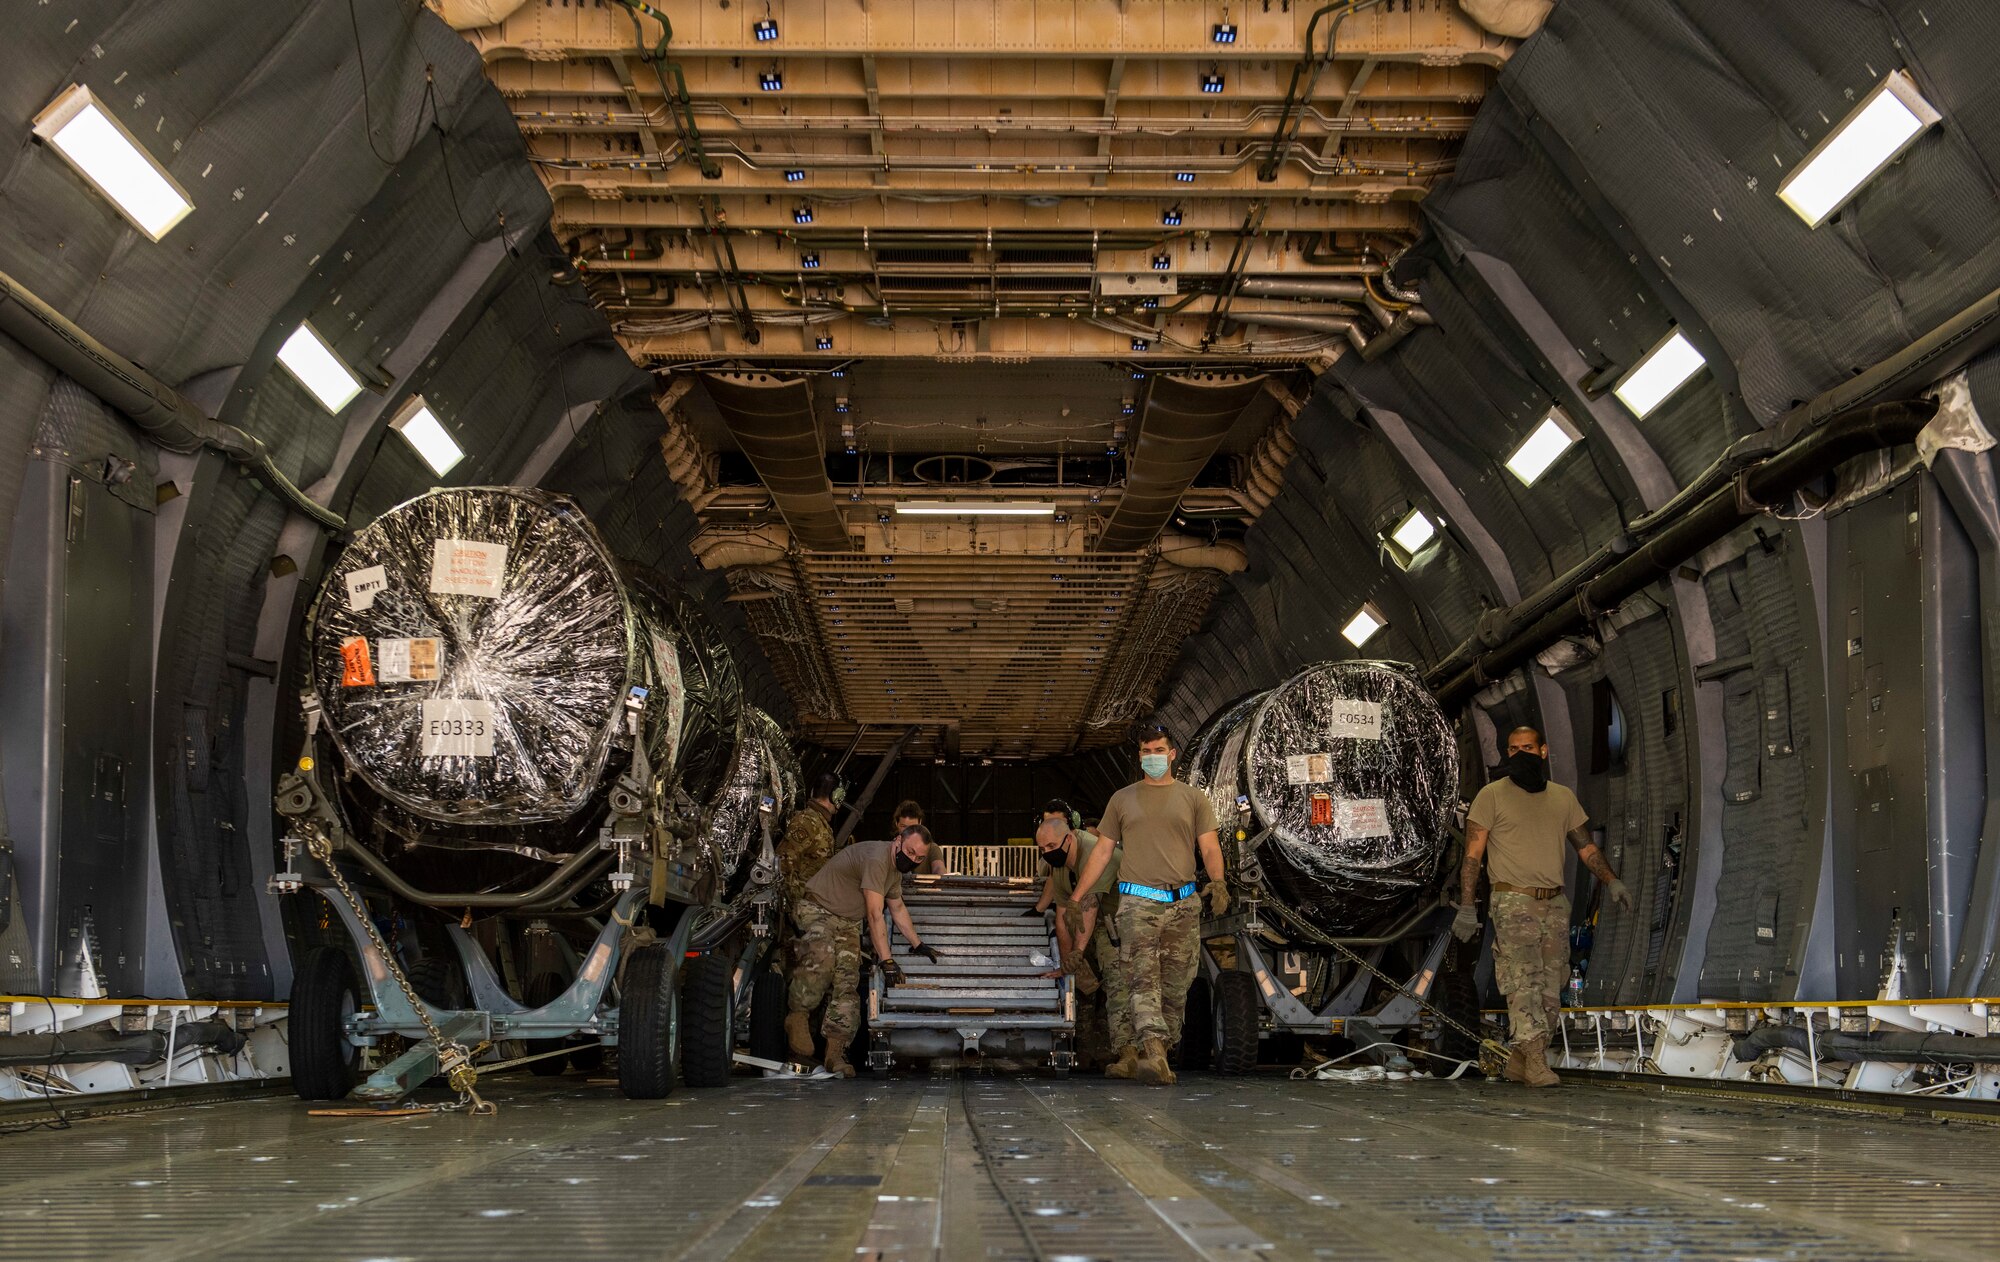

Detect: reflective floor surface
4,1071,1994,1261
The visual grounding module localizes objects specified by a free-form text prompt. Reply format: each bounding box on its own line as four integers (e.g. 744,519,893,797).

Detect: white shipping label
421,698,495,757
1335,798,1392,837
428,539,509,598
345,564,388,611
377,637,441,684
1326,699,1383,741
1285,753,1334,784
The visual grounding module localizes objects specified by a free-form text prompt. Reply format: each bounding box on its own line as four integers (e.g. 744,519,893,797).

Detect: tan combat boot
1135,1037,1177,1086
1104,1045,1139,1080
1520,1036,1561,1088
784,1011,815,1061
822,1047,857,1079
1502,1044,1527,1083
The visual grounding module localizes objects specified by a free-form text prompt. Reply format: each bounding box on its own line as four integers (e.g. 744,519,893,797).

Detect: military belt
1117,880,1198,904
1492,882,1563,900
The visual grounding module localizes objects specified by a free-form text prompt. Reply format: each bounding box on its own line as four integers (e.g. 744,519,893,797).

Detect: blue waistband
1117,880,1199,904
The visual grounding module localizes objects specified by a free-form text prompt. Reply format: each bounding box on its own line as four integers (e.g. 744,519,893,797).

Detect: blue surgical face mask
1140,753,1171,779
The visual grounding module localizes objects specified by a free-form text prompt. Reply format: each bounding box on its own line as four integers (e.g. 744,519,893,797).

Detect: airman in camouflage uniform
1030,804,1132,1065
777,774,841,910
784,826,940,1077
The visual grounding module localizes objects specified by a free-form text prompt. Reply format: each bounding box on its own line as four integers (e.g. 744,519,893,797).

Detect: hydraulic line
1260,1,1390,183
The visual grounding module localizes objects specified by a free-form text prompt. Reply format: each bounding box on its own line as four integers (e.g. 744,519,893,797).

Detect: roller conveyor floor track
6,1074,2000,1262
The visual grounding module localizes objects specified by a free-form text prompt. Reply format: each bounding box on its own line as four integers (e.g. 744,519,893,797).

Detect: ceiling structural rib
698,372,854,551
1096,372,1268,552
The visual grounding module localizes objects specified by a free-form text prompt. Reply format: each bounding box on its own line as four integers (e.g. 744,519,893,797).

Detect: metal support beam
834,725,919,845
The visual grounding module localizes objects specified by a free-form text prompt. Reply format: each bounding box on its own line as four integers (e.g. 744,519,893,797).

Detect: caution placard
428,539,508,598
339,636,375,687
1334,798,1392,837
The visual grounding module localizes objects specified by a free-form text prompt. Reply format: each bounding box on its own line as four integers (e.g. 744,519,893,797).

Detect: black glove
880,959,908,987
1020,906,1046,918
913,943,942,964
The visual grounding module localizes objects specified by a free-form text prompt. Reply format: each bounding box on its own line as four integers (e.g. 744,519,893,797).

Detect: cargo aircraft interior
6,2,2000,1259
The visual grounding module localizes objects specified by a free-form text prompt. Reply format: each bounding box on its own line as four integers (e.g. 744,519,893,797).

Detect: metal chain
304,827,495,1116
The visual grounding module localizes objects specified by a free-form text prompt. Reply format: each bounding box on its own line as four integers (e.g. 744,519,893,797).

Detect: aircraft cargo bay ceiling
442,0,1522,758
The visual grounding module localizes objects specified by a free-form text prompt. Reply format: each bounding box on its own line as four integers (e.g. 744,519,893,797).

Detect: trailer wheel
290,947,360,1101
617,942,680,1099
1214,970,1261,1075
1178,975,1213,1071
680,950,737,1087
524,972,573,1077
748,967,789,1064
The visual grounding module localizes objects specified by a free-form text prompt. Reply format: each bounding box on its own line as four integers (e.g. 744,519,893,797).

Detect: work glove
1020,906,1047,918
1203,881,1231,918
1606,878,1635,912
1059,901,1088,940
879,959,908,987
1064,951,1101,996
1450,903,1481,943
913,943,942,964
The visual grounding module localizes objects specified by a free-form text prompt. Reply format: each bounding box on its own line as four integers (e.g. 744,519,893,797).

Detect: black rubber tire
617,943,680,1099
404,952,468,1011
1429,948,1485,1070
524,972,572,1077
1178,974,1214,1071
680,950,737,1088
748,967,789,1064
568,1042,606,1074
290,947,361,1101
1214,970,1262,1075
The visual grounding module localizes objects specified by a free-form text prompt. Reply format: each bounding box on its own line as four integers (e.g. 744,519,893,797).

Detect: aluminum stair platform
865,874,1075,1071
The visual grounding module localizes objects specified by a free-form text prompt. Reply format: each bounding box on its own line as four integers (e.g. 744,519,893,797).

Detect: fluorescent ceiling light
1613,328,1706,418
276,323,365,413
389,396,464,475
1505,411,1581,487
32,85,194,241
1777,70,1940,228
1342,603,1386,648
1389,507,1437,557
895,501,1056,517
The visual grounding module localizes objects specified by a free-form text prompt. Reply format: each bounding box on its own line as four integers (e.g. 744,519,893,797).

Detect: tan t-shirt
1467,779,1587,890
1097,779,1218,890
805,838,904,919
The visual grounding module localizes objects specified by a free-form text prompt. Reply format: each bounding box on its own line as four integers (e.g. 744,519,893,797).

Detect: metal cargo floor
6,1072,2000,1260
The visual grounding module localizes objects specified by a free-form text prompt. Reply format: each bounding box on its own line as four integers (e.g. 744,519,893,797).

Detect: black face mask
1042,844,1069,868
894,849,920,874
1502,750,1549,793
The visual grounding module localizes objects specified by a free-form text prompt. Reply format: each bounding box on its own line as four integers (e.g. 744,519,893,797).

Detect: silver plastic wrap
311,487,680,828
700,706,801,896
1186,660,1458,937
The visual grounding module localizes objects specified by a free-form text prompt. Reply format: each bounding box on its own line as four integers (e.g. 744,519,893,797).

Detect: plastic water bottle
1566,966,1584,1009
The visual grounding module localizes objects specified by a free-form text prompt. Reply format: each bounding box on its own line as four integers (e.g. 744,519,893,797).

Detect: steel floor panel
1,1072,1990,1260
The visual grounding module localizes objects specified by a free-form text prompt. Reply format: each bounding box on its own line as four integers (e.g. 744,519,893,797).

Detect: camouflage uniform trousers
1114,895,1201,1046
1088,919,1135,1051
1490,890,1570,1047
787,899,864,1048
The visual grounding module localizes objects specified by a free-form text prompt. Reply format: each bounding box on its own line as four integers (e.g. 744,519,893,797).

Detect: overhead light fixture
1139,298,1159,311
895,500,1057,517
794,205,813,224
1120,398,1136,415
1612,328,1707,418
1201,71,1225,94
1131,338,1150,351
754,17,779,41
834,395,850,411
1152,253,1172,270
1175,171,1197,183
784,169,805,182
818,336,835,351
388,396,465,476
801,252,820,268
1162,207,1183,226
759,70,784,91
830,367,845,377
1778,70,1940,227
1505,410,1582,487
32,84,194,241
1212,23,1237,44
276,323,365,413
1342,603,1387,648
1390,507,1437,555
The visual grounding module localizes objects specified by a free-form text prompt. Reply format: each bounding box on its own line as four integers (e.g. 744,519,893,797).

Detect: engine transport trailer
271,487,797,1108
1180,659,1492,1076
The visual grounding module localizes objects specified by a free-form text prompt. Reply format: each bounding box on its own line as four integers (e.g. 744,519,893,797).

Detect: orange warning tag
1309,792,1334,827
340,636,376,687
